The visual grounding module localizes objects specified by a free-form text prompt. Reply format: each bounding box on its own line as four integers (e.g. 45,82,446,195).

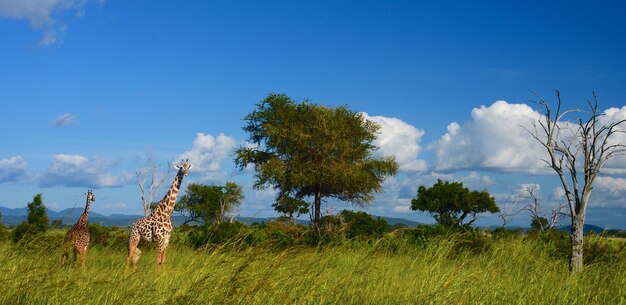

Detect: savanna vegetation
1,93,624,304
0,219,624,305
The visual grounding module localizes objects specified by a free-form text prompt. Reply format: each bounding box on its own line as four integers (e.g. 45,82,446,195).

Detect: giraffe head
86,190,95,202
175,159,193,176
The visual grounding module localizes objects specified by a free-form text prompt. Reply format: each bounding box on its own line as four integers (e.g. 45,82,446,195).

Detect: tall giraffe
62,190,95,268
126,159,192,270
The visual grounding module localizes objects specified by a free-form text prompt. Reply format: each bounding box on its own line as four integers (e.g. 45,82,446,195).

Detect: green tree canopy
272,195,309,222
340,210,389,239
176,182,244,225
411,179,498,229
235,94,398,228
27,193,49,231
530,217,549,231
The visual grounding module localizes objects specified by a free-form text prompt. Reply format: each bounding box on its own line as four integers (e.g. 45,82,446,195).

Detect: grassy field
0,233,624,305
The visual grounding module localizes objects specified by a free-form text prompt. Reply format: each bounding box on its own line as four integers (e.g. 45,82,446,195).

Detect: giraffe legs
61,249,69,266
156,234,170,272
78,246,88,269
126,233,142,269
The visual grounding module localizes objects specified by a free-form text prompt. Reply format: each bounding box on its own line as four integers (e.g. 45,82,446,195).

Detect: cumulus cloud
361,113,427,172
0,0,99,46
433,101,626,177
50,113,77,127
39,154,132,188
178,133,238,181
598,106,626,174
432,101,550,173
0,156,28,183
593,177,626,207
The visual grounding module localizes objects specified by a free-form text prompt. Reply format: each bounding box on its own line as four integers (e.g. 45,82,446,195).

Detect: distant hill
0,206,424,228
380,216,421,227
0,206,28,217
556,224,606,234
3,206,618,232
0,206,142,227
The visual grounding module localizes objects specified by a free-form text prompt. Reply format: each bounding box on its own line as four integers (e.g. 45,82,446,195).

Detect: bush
491,227,523,240
583,237,626,264
88,223,111,246
12,222,46,243
263,220,309,248
188,221,254,248
452,231,493,255
83,224,129,249
0,225,8,242
340,210,390,240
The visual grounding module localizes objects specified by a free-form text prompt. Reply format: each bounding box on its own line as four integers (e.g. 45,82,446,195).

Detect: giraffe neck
153,170,184,217
77,197,90,227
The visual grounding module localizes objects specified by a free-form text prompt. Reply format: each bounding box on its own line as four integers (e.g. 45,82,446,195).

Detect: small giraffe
62,190,95,268
126,159,192,270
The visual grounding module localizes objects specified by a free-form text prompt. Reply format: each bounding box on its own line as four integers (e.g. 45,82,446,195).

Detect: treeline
2,214,625,267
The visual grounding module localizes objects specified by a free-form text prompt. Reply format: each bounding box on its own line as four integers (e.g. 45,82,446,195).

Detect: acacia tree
235,94,398,229
272,195,309,223
527,90,626,273
175,182,244,225
219,182,244,223
411,179,499,229
27,193,49,231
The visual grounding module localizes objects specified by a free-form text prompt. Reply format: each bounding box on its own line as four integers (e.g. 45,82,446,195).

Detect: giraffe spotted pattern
62,190,95,268
126,159,192,270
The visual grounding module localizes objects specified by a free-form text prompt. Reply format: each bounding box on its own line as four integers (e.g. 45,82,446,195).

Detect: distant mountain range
0,206,140,227
0,206,618,233
0,206,423,228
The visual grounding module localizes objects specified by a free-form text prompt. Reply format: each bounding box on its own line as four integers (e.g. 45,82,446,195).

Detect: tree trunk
313,190,322,230
570,217,584,273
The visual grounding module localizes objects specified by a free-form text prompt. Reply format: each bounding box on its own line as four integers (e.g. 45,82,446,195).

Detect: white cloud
0,156,28,183
391,198,412,213
596,176,626,194
39,154,132,188
51,112,77,127
460,171,493,189
594,176,626,208
552,187,565,200
0,0,98,46
433,101,626,177
178,133,238,182
103,202,128,211
433,101,549,173
598,106,626,174
361,113,427,172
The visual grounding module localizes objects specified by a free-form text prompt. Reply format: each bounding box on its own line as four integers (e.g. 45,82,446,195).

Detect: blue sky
1,1,625,228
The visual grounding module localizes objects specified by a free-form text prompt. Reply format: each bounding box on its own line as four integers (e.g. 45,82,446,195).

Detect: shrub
452,231,493,255
0,225,8,242
84,224,129,249
263,220,309,248
88,223,111,246
491,227,524,240
340,210,390,239
188,221,254,248
11,222,45,243
583,237,626,264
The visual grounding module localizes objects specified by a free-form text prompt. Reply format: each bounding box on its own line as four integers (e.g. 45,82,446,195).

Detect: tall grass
0,233,623,304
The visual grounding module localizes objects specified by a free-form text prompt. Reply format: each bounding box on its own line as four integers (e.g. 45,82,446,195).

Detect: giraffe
62,190,95,268
126,159,192,270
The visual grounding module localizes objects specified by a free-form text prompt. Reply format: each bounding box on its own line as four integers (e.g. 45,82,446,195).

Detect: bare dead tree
136,152,171,216
498,194,522,228
526,90,626,273
520,187,568,232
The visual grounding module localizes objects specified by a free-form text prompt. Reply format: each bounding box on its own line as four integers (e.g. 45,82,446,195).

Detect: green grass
0,234,624,305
